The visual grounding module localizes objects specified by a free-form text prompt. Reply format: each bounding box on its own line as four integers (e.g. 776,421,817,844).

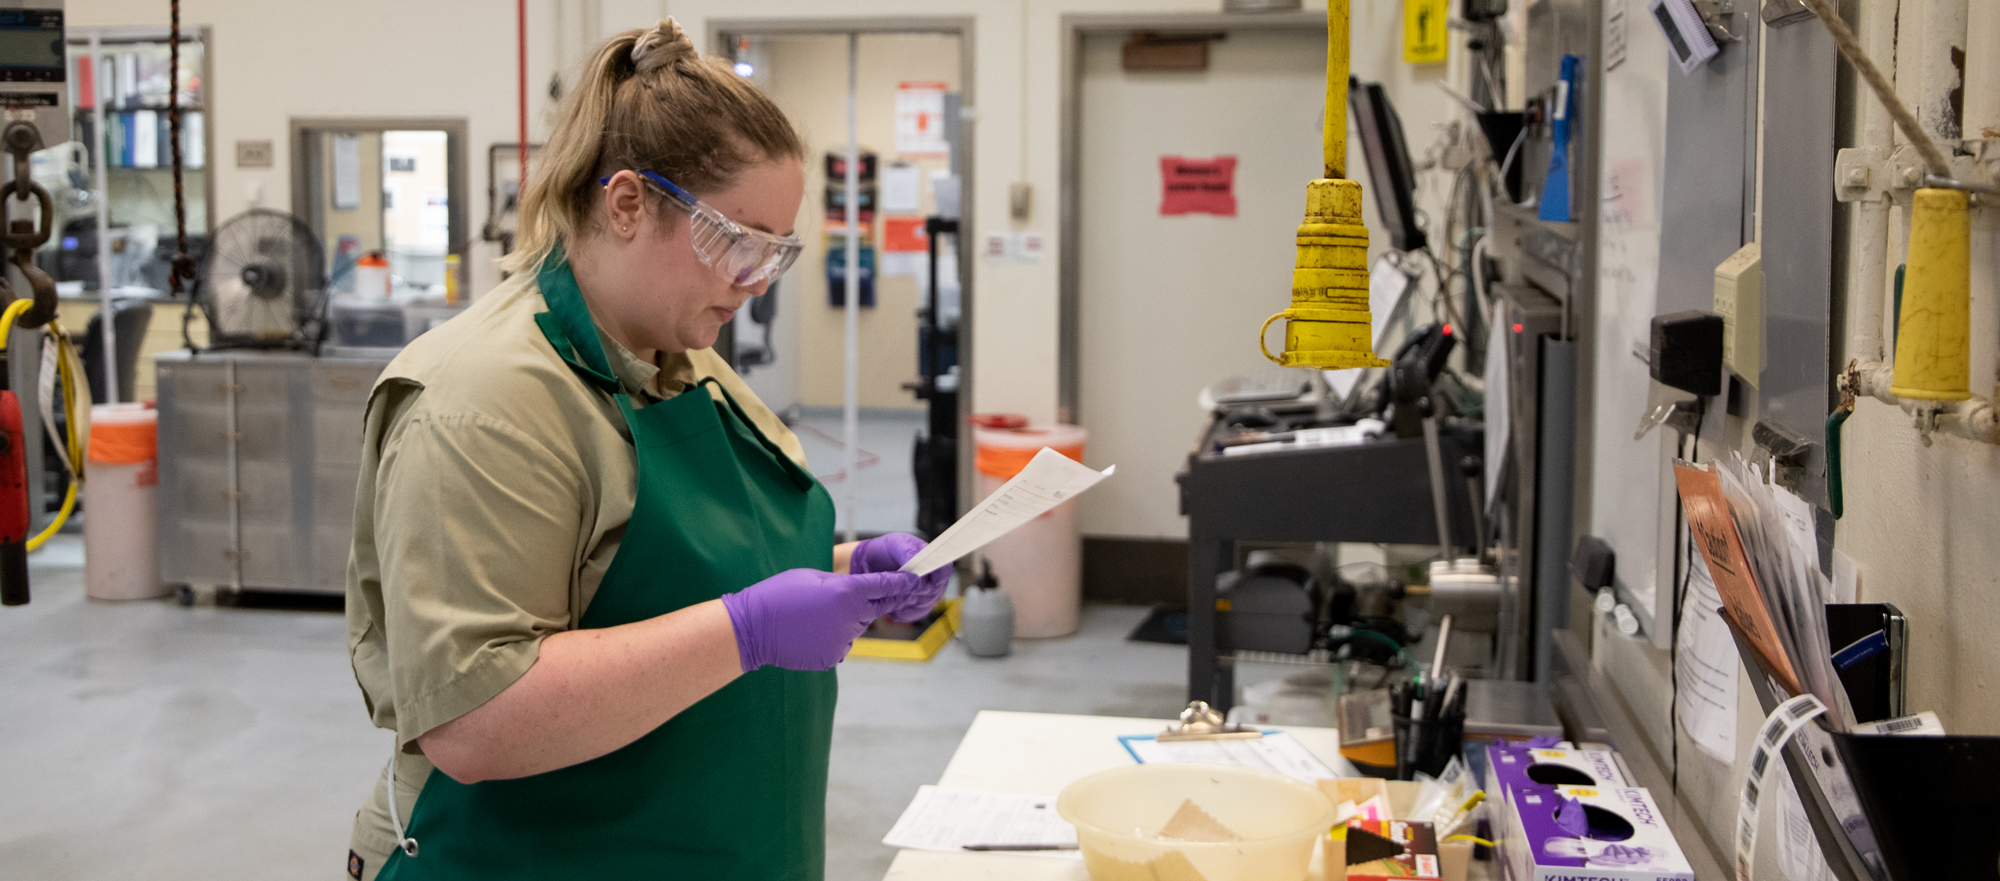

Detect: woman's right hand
719,569,925,671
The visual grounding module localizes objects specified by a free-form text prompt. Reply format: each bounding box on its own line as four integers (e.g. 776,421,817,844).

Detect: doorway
1064,18,1327,543
710,22,974,540
291,118,468,299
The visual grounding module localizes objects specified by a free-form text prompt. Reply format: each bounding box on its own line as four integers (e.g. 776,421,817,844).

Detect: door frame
706,17,978,520
289,117,472,279
1057,11,1323,423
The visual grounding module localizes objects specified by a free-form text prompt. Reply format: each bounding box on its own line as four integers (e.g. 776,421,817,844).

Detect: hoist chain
166,0,195,297
0,126,55,329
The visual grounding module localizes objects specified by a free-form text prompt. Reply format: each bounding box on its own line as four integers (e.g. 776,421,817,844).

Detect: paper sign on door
1159,155,1238,217
896,82,950,157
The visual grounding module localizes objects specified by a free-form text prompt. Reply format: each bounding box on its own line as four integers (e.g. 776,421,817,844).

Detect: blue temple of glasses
597,172,699,208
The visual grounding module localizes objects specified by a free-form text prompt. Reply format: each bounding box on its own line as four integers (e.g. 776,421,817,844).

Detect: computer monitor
1348,77,1426,253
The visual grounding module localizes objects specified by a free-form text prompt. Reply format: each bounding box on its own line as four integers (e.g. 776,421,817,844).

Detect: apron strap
532,244,621,395
531,248,816,494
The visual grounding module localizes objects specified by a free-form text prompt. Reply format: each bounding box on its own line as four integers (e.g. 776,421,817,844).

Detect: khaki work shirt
343,268,806,879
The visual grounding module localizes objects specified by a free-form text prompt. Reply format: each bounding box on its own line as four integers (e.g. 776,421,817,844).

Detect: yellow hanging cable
0,298,88,551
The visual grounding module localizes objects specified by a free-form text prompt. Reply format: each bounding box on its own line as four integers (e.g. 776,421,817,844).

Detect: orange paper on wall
1671,461,1802,696
882,216,928,253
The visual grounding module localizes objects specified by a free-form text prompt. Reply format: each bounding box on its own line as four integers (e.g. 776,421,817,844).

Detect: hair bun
631,18,696,74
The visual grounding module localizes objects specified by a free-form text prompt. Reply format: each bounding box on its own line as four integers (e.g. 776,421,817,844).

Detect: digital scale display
0,9,63,83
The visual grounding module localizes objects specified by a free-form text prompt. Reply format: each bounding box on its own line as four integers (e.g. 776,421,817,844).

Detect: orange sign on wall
882,216,929,253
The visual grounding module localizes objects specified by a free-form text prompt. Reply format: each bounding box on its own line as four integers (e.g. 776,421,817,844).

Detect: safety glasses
599,171,803,287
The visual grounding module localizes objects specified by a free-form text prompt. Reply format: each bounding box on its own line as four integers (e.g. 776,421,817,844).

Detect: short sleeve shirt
343,267,807,874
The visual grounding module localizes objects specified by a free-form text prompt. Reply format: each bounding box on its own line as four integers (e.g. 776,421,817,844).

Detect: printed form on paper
900,447,1114,576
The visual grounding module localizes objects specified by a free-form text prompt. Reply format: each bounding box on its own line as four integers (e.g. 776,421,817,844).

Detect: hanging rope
166,0,195,297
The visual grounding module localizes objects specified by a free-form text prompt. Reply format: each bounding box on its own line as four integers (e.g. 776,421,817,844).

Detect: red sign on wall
882,216,928,253
1159,155,1238,217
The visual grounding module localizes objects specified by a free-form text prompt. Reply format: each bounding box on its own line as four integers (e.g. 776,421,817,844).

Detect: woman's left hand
849,533,950,623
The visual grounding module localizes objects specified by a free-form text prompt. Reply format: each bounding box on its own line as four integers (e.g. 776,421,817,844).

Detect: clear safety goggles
600,171,803,287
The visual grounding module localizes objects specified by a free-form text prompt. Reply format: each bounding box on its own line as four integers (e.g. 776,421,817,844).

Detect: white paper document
882,786,1079,855
899,447,1114,576
881,163,922,213
1776,773,1837,881
1117,731,1350,783
1675,529,1739,762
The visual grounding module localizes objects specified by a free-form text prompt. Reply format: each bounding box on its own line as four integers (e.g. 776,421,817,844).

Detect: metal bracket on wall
1752,419,1816,494
1836,141,2000,207
1758,0,1812,27
1692,0,1745,43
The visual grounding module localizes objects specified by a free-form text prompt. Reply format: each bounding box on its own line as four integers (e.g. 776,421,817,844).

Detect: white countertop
881,710,1494,881
880,710,1339,881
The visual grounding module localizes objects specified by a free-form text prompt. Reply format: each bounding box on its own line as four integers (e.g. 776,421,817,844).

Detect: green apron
376,255,838,880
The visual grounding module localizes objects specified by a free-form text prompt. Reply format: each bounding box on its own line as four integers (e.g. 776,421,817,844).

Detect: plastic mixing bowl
1057,764,1336,881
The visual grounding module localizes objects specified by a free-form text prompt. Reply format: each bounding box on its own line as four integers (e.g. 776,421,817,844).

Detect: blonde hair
503,18,803,275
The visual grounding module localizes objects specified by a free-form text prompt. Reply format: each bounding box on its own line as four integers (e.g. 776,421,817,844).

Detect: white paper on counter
899,447,1114,576
882,786,1080,856
1117,731,1352,783
1675,527,1739,762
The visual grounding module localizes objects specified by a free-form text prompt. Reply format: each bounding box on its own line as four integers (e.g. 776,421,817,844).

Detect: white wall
70,0,660,299
1834,0,2000,737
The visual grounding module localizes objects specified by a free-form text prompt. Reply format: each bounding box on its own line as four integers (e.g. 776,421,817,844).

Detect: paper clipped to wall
1671,461,1801,696
1675,527,1738,762
899,447,1114,576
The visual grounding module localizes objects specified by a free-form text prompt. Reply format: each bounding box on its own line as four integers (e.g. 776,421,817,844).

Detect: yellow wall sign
1404,0,1450,64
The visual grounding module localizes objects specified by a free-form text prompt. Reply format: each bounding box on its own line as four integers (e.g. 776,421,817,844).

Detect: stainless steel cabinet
155,349,394,595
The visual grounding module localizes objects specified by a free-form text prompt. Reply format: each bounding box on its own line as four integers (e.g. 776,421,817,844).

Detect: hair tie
631,18,696,75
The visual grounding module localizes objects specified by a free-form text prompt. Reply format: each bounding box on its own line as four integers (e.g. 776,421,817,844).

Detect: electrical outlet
1008,182,1032,221
1714,243,1762,385
235,140,274,169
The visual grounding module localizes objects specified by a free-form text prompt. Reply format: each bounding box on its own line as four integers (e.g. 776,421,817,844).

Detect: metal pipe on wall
1844,0,1899,366
842,33,860,544
89,32,115,403
1835,0,2000,447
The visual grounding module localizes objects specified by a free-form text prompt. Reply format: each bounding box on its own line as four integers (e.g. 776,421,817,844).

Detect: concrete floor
0,535,1187,881
790,409,924,537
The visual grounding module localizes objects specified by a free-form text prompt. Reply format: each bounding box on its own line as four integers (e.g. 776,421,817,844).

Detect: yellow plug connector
1260,0,1388,371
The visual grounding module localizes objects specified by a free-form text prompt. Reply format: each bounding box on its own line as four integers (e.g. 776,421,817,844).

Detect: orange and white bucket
84,403,164,601
971,418,1088,638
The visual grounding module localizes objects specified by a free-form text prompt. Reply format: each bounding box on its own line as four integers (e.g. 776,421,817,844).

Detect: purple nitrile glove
720,569,923,671
850,533,950,623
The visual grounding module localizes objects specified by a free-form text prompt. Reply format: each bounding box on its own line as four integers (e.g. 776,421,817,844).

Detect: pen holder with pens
1390,681,1465,780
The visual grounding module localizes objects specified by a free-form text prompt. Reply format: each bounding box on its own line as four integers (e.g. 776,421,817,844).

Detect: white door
1075,27,1327,539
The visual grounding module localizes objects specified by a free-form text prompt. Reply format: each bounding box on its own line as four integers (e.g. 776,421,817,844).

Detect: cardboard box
1499,785,1693,881
1485,744,1630,822
1487,745,1628,793
1343,819,1441,881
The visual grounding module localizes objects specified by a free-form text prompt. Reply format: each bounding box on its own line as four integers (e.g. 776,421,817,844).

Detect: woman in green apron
342,20,948,881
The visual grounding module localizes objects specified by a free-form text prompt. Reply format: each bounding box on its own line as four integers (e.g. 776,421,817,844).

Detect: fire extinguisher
0,346,27,606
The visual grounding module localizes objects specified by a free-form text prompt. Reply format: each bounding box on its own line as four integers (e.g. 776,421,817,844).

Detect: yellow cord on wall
0,296,86,551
